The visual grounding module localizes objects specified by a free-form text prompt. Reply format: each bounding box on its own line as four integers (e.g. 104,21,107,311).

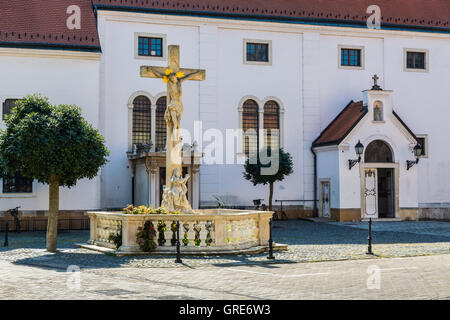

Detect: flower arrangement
136,220,157,252
122,205,182,215
162,68,185,83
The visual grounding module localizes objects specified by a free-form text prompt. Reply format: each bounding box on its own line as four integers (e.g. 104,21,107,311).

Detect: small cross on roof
371,74,382,90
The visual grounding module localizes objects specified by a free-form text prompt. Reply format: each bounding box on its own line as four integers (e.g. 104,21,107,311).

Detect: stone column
213,218,227,247
127,103,134,151
88,213,97,244
146,159,158,207
191,167,200,209
120,218,141,252
150,105,156,151
258,109,264,150
258,213,272,246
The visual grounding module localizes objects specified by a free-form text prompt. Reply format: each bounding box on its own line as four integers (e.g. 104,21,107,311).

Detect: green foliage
157,221,167,246
108,228,123,250
243,148,294,186
136,220,157,252
0,94,109,187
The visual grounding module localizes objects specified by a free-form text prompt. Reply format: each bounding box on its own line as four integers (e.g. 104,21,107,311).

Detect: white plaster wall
383,36,450,205
316,148,340,209
213,28,303,206
0,52,101,211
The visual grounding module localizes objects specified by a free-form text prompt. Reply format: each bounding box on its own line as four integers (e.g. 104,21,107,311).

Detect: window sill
243,60,272,66
134,54,167,61
372,120,385,124
339,65,364,70
0,193,36,198
404,67,429,73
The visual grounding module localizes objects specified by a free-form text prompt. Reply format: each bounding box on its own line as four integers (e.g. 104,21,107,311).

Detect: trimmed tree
0,94,109,252
243,148,294,210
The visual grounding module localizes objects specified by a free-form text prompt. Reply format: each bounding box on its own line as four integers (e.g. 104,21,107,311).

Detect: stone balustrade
87,209,273,254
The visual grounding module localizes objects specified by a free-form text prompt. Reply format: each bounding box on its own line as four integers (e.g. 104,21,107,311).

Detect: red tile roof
93,0,450,31
0,0,100,52
313,101,367,147
1,1,449,52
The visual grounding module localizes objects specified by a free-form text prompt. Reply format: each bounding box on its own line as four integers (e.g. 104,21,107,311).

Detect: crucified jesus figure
150,69,203,141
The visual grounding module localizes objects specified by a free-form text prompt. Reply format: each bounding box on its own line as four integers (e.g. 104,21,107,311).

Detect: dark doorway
377,168,395,218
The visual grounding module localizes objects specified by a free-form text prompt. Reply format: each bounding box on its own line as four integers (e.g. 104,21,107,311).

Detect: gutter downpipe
311,146,318,217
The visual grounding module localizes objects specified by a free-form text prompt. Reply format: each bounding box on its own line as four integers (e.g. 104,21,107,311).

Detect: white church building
1,0,449,221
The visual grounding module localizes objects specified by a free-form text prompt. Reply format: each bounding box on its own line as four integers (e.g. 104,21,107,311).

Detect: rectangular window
2,99,19,120
341,48,362,67
406,51,426,70
2,173,33,194
138,37,163,57
246,43,269,62
243,39,272,65
404,49,428,72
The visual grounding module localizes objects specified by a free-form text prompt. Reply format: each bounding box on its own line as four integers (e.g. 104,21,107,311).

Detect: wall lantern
406,143,422,170
349,140,364,170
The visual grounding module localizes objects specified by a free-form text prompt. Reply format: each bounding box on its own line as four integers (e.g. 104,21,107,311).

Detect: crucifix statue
371,74,382,90
140,45,205,213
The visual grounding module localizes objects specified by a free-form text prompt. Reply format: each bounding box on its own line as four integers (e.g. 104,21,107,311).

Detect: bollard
267,218,275,260
367,218,373,255
175,221,182,263
4,222,9,247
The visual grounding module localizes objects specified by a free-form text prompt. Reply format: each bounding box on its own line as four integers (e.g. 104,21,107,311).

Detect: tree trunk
269,182,274,211
46,176,59,252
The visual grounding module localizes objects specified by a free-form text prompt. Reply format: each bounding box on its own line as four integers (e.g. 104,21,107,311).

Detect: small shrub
136,221,157,252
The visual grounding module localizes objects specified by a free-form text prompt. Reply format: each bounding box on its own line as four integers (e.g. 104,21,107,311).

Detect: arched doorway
363,140,396,219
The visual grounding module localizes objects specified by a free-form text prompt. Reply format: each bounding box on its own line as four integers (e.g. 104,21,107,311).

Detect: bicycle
253,199,266,211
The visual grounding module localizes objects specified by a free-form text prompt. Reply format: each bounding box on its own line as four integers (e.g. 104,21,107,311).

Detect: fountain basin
82,209,287,255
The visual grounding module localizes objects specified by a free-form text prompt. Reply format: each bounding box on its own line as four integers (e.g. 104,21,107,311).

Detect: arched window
373,101,383,121
132,96,151,146
365,140,393,163
242,99,259,155
263,100,280,150
155,96,167,151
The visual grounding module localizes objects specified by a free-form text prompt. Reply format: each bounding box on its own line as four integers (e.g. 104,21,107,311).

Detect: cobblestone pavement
0,220,449,269
0,254,449,299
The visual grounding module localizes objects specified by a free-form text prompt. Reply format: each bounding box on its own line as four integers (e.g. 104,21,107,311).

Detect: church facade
1,0,449,221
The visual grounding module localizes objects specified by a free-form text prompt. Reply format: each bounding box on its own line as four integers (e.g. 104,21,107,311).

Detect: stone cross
371,74,382,90
140,45,205,212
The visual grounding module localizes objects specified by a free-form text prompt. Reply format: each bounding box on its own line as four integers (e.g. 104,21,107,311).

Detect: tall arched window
132,96,151,145
242,99,259,156
263,100,280,150
155,96,167,151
